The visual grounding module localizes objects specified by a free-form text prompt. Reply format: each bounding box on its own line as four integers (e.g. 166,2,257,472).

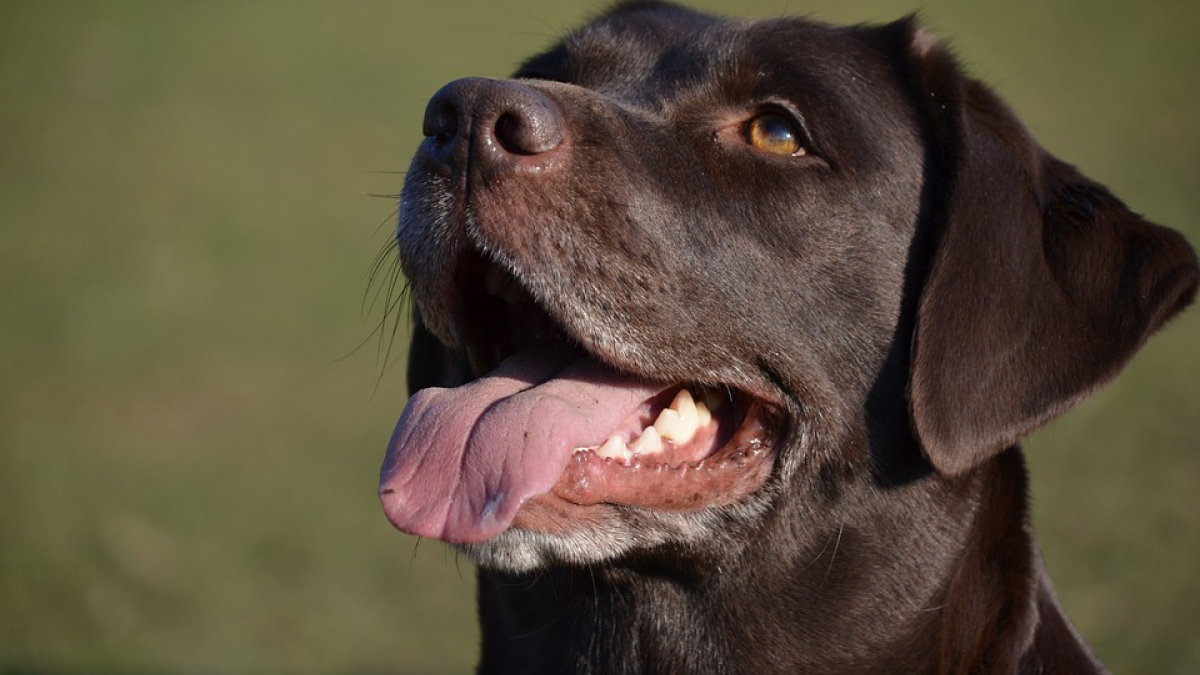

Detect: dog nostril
421,78,564,163
494,113,524,154
435,122,457,144
493,107,563,156
423,100,459,143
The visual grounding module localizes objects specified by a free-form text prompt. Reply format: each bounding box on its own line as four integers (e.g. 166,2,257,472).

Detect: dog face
380,1,1197,572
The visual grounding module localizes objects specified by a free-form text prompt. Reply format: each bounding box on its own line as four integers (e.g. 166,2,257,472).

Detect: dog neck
473,449,1101,675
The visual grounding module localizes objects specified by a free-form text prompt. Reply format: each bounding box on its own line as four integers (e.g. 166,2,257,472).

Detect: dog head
380,1,1197,571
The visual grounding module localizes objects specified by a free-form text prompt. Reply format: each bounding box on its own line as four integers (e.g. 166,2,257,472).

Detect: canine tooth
629,426,663,455
695,399,712,428
653,408,682,436
654,408,695,445
671,389,699,428
595,435,630,462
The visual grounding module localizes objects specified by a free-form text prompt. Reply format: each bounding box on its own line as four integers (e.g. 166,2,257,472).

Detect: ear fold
901,26,1199,476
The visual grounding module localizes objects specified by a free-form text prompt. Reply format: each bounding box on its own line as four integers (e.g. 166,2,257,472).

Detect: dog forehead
518,3,868,108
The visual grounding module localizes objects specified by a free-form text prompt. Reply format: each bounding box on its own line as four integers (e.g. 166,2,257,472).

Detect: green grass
1,1,1197,673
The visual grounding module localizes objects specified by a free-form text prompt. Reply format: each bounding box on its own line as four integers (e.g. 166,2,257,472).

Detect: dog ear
898,23,1199,476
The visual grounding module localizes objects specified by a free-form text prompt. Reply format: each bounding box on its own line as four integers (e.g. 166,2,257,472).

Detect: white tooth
628,426,663,455
695,399,712,428
595,435,630,462
654,408,695,445
657,403,686,441
671,389,698,428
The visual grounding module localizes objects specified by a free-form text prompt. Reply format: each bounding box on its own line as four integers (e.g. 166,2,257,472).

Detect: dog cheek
397,172,468,346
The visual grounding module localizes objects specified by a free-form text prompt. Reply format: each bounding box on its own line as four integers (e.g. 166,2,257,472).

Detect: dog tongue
379,348,662,544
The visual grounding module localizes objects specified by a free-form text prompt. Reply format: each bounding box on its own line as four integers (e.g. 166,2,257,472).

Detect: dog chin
459,493,780,572
458,524,644,572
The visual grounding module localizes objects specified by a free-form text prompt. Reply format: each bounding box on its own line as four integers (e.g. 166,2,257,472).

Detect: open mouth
379,251,782,544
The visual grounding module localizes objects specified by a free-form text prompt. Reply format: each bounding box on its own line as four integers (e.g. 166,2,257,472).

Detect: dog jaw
385,5,926,570
378,252,789,560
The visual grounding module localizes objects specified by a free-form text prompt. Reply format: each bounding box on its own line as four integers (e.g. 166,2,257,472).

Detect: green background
2,1,1197,673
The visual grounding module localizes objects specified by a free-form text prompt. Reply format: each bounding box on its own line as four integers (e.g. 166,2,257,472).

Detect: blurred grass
0,1,1196,673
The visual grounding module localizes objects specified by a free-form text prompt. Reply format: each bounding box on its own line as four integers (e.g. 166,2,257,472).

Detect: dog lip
548,394,780,510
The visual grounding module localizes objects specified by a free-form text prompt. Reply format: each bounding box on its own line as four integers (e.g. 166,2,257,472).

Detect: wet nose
422,77,565,168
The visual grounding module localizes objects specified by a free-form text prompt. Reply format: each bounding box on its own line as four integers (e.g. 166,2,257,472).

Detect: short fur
393,2,1198,673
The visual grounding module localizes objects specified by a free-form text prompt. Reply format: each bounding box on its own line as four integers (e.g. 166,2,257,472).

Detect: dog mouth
379,253,781,544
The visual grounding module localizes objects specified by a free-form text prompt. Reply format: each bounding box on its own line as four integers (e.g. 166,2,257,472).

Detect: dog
378,2,1199,673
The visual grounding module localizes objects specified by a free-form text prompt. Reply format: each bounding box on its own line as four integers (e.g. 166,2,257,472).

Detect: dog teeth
653,408,688,443
672,389,699,430
695,398,712,428
593,435,632,463
652,389,711,445
629,426,663,455
634,388,716,454
576,388,720,462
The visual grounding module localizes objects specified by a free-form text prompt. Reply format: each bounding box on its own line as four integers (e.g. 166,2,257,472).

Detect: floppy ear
901,26,1199,476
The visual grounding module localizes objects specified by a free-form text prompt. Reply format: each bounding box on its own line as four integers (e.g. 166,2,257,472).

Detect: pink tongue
378,348,662,544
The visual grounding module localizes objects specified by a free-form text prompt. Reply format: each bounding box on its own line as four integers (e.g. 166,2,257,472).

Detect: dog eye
744,113,806,156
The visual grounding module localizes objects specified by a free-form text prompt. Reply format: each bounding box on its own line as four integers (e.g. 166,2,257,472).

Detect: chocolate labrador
378,2,1198,673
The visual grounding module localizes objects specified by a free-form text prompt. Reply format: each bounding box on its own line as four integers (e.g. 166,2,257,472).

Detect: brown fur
393,3,1199,673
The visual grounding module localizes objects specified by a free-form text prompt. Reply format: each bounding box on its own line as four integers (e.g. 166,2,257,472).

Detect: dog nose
422,77,565,167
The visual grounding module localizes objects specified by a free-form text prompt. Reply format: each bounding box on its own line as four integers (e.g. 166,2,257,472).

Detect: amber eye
745,112,805,156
